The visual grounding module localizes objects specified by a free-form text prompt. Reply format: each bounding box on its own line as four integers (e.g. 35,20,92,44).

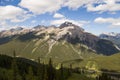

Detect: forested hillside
0,53,119,80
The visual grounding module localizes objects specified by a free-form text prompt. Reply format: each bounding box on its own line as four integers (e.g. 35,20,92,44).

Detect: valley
0,0,120,79
0,22,120,80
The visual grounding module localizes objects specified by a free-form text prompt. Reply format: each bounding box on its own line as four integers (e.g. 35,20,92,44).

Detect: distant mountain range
0,22,119,61
99,32,120,49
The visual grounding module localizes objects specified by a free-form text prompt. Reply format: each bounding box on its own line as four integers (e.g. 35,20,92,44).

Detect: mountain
0,22,119,62
10,27,24,32
99,32,120,49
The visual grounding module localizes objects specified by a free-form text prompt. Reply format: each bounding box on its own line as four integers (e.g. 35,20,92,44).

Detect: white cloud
19,0,120,14
0,21,7,26
51,13,89,27
19,0,63,14
0,21,9,30
86,0,120,13
0,0,120,30
94,17,120,28
64,0,97,10
31,20,37,23
19,0,98,14
0,5,31,23
64,0,120,13
0,5,33,31
51,18,89,27
53,13,64,18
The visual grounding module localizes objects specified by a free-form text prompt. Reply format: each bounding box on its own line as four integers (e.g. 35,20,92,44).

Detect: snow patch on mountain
100,32,120,38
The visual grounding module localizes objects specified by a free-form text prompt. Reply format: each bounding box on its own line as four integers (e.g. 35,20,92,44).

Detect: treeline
96,73,120,80
0,53,71,80
0,53,120,80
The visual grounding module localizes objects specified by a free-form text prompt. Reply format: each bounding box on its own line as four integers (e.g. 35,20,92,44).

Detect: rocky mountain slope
0,22,119,62
99,32,120,48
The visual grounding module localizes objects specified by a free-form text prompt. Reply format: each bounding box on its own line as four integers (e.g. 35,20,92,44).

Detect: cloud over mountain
0,0,120,34
0,5,31,23
19,0,63,14
51,13,89,26
19,0,120,14
94,17,120,28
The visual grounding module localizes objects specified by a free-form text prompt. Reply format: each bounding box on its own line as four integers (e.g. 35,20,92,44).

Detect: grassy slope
63,53,120,71
0,55,95,80
0,38,96,62
92,53,120,71
0,38,120,71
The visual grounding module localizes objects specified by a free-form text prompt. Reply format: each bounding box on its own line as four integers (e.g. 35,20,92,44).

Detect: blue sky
0,0,120,35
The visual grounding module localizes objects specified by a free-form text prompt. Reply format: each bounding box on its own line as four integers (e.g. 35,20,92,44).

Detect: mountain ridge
99,32,120,48
0,22,119,61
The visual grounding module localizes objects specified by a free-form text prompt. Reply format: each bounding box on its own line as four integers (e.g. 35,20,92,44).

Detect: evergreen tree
37,57,42,80
48,58,55,80
60,63,64,80
68,64,72,76
26,66,35,80
11,50,22,80
98,73,112,80
22,72,26,80
42,62,45,80
43,66,48,80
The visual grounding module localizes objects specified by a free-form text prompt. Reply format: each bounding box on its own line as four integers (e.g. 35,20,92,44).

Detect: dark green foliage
0,55,72,80
60,64,64,80
36,57,43,80
26,66,35,80
11,51,22,80
47,58,55,80
0,68,9,80
43,66,48,80
1,54,119,80
97,73,113,80
0,54,12,69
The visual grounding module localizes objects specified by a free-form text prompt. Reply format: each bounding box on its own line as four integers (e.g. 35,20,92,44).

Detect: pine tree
11,50,22,80
42,62,45,80
68,64,72,76
26,66,35,80
22,72,26,80
48,58,55,80
43,66,48,80
60,63,64,80
37,57,42,80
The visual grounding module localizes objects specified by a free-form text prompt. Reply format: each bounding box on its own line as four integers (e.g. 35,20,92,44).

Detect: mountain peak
59,21,78,28
34,25,46,29
59,21,84,31
100,32,120,37
10,27,24,32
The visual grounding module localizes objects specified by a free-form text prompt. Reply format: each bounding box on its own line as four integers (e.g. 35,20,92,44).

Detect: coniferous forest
0,52,120,80
0,0,120,80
